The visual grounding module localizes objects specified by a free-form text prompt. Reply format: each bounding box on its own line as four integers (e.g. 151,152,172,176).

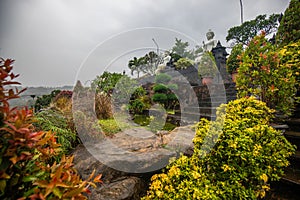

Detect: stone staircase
282,116,300,186
175,82,237,124
266,104,300,199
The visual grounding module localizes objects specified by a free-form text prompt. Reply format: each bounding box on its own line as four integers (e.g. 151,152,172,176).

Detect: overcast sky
0,0,290,87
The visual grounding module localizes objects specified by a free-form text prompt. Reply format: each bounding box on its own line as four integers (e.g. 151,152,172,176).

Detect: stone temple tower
212,41,231,83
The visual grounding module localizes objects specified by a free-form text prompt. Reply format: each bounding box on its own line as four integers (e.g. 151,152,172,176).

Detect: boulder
72,125,195,199
72,145,147,199
90,176,146,200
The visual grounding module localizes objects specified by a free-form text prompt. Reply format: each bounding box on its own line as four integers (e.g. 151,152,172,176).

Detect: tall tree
140,51,160,75
128,51,161,77
276,0,300,46
91,71,125,93
171,38,194,59
226,14,281,46
128,57,144,78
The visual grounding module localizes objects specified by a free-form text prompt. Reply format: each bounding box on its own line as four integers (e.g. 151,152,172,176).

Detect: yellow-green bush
143,97,295,199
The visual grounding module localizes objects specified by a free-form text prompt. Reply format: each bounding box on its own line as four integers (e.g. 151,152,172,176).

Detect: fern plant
34,109,78,158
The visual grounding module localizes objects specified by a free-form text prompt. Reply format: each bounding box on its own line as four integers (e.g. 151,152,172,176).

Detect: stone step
287,118,300,132
265,180,300,199
292,106,300,118
199,97,227,103
271,124,289,133
284,131,300,150
281,165,300,186
292,151,300,160
179,112,216,123
183,107,217,115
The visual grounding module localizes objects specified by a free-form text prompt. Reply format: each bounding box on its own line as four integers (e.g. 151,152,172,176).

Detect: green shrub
167,83,178,91
128,86,150,115
198,51,218,78
153,74,179,110
155,73,172,84
276,0,300,46
128,99,146,114
98,118,130,136
166,93,178,101
143,97,295,199
226,43,243,74
131,86,147,99
152,93,168,103
153,84,168,93
34,89,61,111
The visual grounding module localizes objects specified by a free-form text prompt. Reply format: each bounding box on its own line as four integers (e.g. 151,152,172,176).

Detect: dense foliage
226,14,280,46
171,38,194,59
236,32,297,117
128,56,145,78
34,89,61,111
91,71,125,94
198,52,218,78
152,73,179,110
276,0,300,46
143,97,295,199
128,51,161,77
128,38,203,77
154,73,172,84
277,40,300,84
128,86,150,114
34,109,78,159
226,43,243,74
0,58,101,199
174,58,194,70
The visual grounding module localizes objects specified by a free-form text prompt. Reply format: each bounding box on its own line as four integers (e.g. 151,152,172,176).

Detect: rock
72,145,147,199
72,125,195,199
90,176,146,200
73,144,127,183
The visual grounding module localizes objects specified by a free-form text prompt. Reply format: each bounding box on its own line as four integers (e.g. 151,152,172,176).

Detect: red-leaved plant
0,58,102,199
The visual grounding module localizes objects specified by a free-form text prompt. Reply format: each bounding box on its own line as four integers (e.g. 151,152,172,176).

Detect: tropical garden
0,0,299,199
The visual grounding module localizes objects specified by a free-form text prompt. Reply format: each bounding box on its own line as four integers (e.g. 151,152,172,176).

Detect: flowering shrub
0,58,101,199
236,32,297,117
143,97,295,199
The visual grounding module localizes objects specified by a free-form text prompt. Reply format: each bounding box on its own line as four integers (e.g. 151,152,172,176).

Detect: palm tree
128,57,144,78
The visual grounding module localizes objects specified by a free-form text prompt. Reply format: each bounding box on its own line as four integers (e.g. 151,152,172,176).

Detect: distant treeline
9,85,73,107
